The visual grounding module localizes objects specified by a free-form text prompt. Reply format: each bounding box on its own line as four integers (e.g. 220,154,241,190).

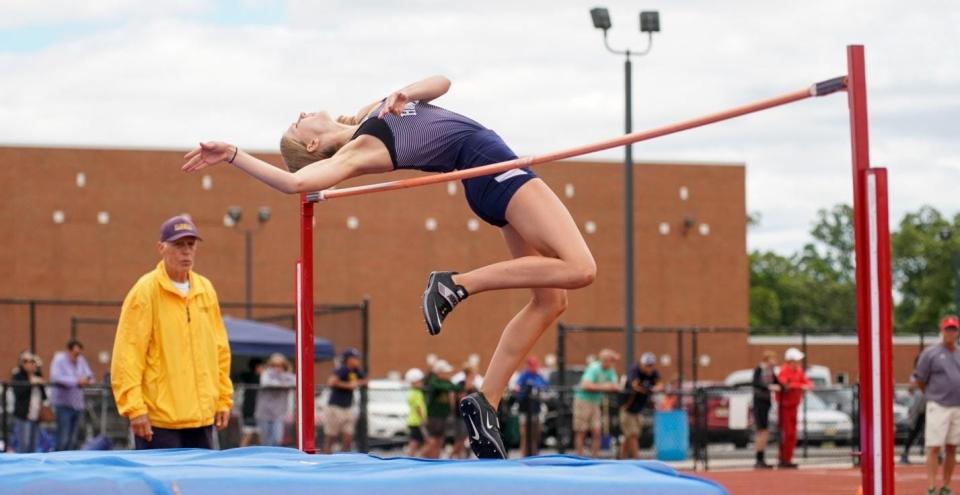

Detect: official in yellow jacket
111,214,233,449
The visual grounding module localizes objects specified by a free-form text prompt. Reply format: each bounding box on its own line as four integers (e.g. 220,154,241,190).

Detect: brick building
2,145,749,382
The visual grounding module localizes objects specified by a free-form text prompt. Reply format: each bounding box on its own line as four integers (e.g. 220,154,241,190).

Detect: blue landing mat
0,447,728,495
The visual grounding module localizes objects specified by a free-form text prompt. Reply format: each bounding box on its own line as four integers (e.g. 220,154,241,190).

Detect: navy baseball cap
160,215,202,242
341,347,361,360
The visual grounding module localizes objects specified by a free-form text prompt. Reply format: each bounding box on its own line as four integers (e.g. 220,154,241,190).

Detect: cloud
0,0,958,255
0,0,209,28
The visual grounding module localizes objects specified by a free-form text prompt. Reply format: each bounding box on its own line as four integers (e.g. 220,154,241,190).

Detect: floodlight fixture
640,11,660,33
257,206,272,224
590,7,612,30
226,206,243,224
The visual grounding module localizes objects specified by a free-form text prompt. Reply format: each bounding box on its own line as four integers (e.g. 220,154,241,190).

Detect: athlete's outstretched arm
182,140,391,194
182,142,360,194
378,75,451,117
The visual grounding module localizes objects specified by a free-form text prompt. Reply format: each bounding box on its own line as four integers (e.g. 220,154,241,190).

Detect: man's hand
214,410,230,431
130,414,153,442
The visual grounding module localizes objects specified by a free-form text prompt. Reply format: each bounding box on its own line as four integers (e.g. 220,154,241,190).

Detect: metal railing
1,382,375,453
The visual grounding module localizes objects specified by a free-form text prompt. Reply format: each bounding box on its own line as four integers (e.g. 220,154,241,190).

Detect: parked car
366,379,410,443
800,385,910,444
771,391,854,445
723,365,833,390
315,379,413,447
724,367,857,445
670,382,754,449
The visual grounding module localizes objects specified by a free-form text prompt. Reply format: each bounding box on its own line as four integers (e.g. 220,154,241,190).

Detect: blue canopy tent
223,316,335,360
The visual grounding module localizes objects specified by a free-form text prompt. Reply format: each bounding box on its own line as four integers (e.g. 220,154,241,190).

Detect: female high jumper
182,75,596,458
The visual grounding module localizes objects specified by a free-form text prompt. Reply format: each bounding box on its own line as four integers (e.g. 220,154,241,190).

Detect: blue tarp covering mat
0,447,728,495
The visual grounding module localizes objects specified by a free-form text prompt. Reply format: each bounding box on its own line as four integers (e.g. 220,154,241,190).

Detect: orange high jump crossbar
305,76,846,203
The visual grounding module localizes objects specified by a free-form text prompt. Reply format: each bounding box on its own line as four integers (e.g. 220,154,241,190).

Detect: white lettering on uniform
400,102,417,117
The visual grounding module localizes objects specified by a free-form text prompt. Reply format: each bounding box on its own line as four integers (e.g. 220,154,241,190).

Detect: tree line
749,204,960,333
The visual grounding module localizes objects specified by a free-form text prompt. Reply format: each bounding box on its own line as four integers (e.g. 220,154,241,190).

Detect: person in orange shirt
776,347,813,468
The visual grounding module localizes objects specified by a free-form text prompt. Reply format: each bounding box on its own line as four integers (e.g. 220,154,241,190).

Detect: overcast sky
2,0,958,254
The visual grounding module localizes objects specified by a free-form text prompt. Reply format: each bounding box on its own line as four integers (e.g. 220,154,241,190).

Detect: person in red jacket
776,347,814,468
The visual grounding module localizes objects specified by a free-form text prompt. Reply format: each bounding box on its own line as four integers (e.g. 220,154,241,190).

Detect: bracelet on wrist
227,146,239,164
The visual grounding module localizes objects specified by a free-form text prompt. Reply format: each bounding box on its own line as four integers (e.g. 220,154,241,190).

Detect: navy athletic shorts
456,129,537,227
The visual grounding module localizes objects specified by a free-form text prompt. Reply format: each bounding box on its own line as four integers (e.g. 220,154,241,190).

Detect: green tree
749,204,856,330
749,203,960,334
891,206,960,331
805,204,855,283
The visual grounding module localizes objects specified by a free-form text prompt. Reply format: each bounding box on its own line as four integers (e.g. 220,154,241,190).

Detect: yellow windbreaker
111,261,233,429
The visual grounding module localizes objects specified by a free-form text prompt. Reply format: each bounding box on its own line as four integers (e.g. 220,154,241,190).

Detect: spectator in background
776,347,813,469
451,364,480,459
451,360,484,396
902,367,927,464
619,352,663,460
323,348,367,453
238,358,264,446
112,215,234,449
404,368,427,456
11,351,46,453
49,339,94,450
573,349,620,458
752,350,781,469
914,315,960,495
514,355,549,457
255,354,296,447
99,353,112,387
421,359,458,459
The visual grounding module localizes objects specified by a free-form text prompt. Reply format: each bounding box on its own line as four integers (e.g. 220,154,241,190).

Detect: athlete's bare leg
454,179,596,295
465,179,596,408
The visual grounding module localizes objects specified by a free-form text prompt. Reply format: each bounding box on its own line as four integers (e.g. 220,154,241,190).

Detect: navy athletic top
351,100,486,172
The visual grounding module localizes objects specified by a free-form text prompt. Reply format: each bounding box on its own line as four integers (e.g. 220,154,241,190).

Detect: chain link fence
548,322,931,469
1,298,368,452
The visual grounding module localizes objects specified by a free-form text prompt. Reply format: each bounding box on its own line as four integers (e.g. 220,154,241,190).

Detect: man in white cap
776,347,813,468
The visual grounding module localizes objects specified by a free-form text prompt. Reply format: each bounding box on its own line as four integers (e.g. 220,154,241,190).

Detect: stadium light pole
225,206,272,319
590,7,660,370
